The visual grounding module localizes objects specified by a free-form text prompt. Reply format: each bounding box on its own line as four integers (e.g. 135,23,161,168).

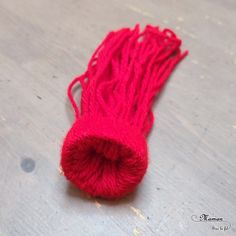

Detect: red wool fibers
61,24,188,199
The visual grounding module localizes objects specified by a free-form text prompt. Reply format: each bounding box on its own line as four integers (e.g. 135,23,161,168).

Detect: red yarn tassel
61,24,188,199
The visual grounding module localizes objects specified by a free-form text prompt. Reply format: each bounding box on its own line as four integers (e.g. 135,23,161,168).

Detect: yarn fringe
68,24,187,135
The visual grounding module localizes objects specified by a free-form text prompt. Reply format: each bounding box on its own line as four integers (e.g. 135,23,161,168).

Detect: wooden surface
0,0,235,235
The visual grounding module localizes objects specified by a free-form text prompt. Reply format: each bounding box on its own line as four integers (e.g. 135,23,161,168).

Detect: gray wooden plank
0,0,235,235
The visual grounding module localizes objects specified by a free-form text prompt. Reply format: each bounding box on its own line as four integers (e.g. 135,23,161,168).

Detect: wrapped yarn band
61,116,147,199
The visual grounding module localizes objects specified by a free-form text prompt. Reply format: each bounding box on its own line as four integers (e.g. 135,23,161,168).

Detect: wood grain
0,0,235,235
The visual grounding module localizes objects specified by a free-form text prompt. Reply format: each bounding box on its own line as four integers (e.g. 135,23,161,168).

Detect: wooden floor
0,0,235,235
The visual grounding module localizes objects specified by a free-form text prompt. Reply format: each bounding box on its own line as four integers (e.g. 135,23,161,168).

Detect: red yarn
61,24,188,199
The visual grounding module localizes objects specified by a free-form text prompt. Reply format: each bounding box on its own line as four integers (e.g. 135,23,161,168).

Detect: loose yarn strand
67,73,88,119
